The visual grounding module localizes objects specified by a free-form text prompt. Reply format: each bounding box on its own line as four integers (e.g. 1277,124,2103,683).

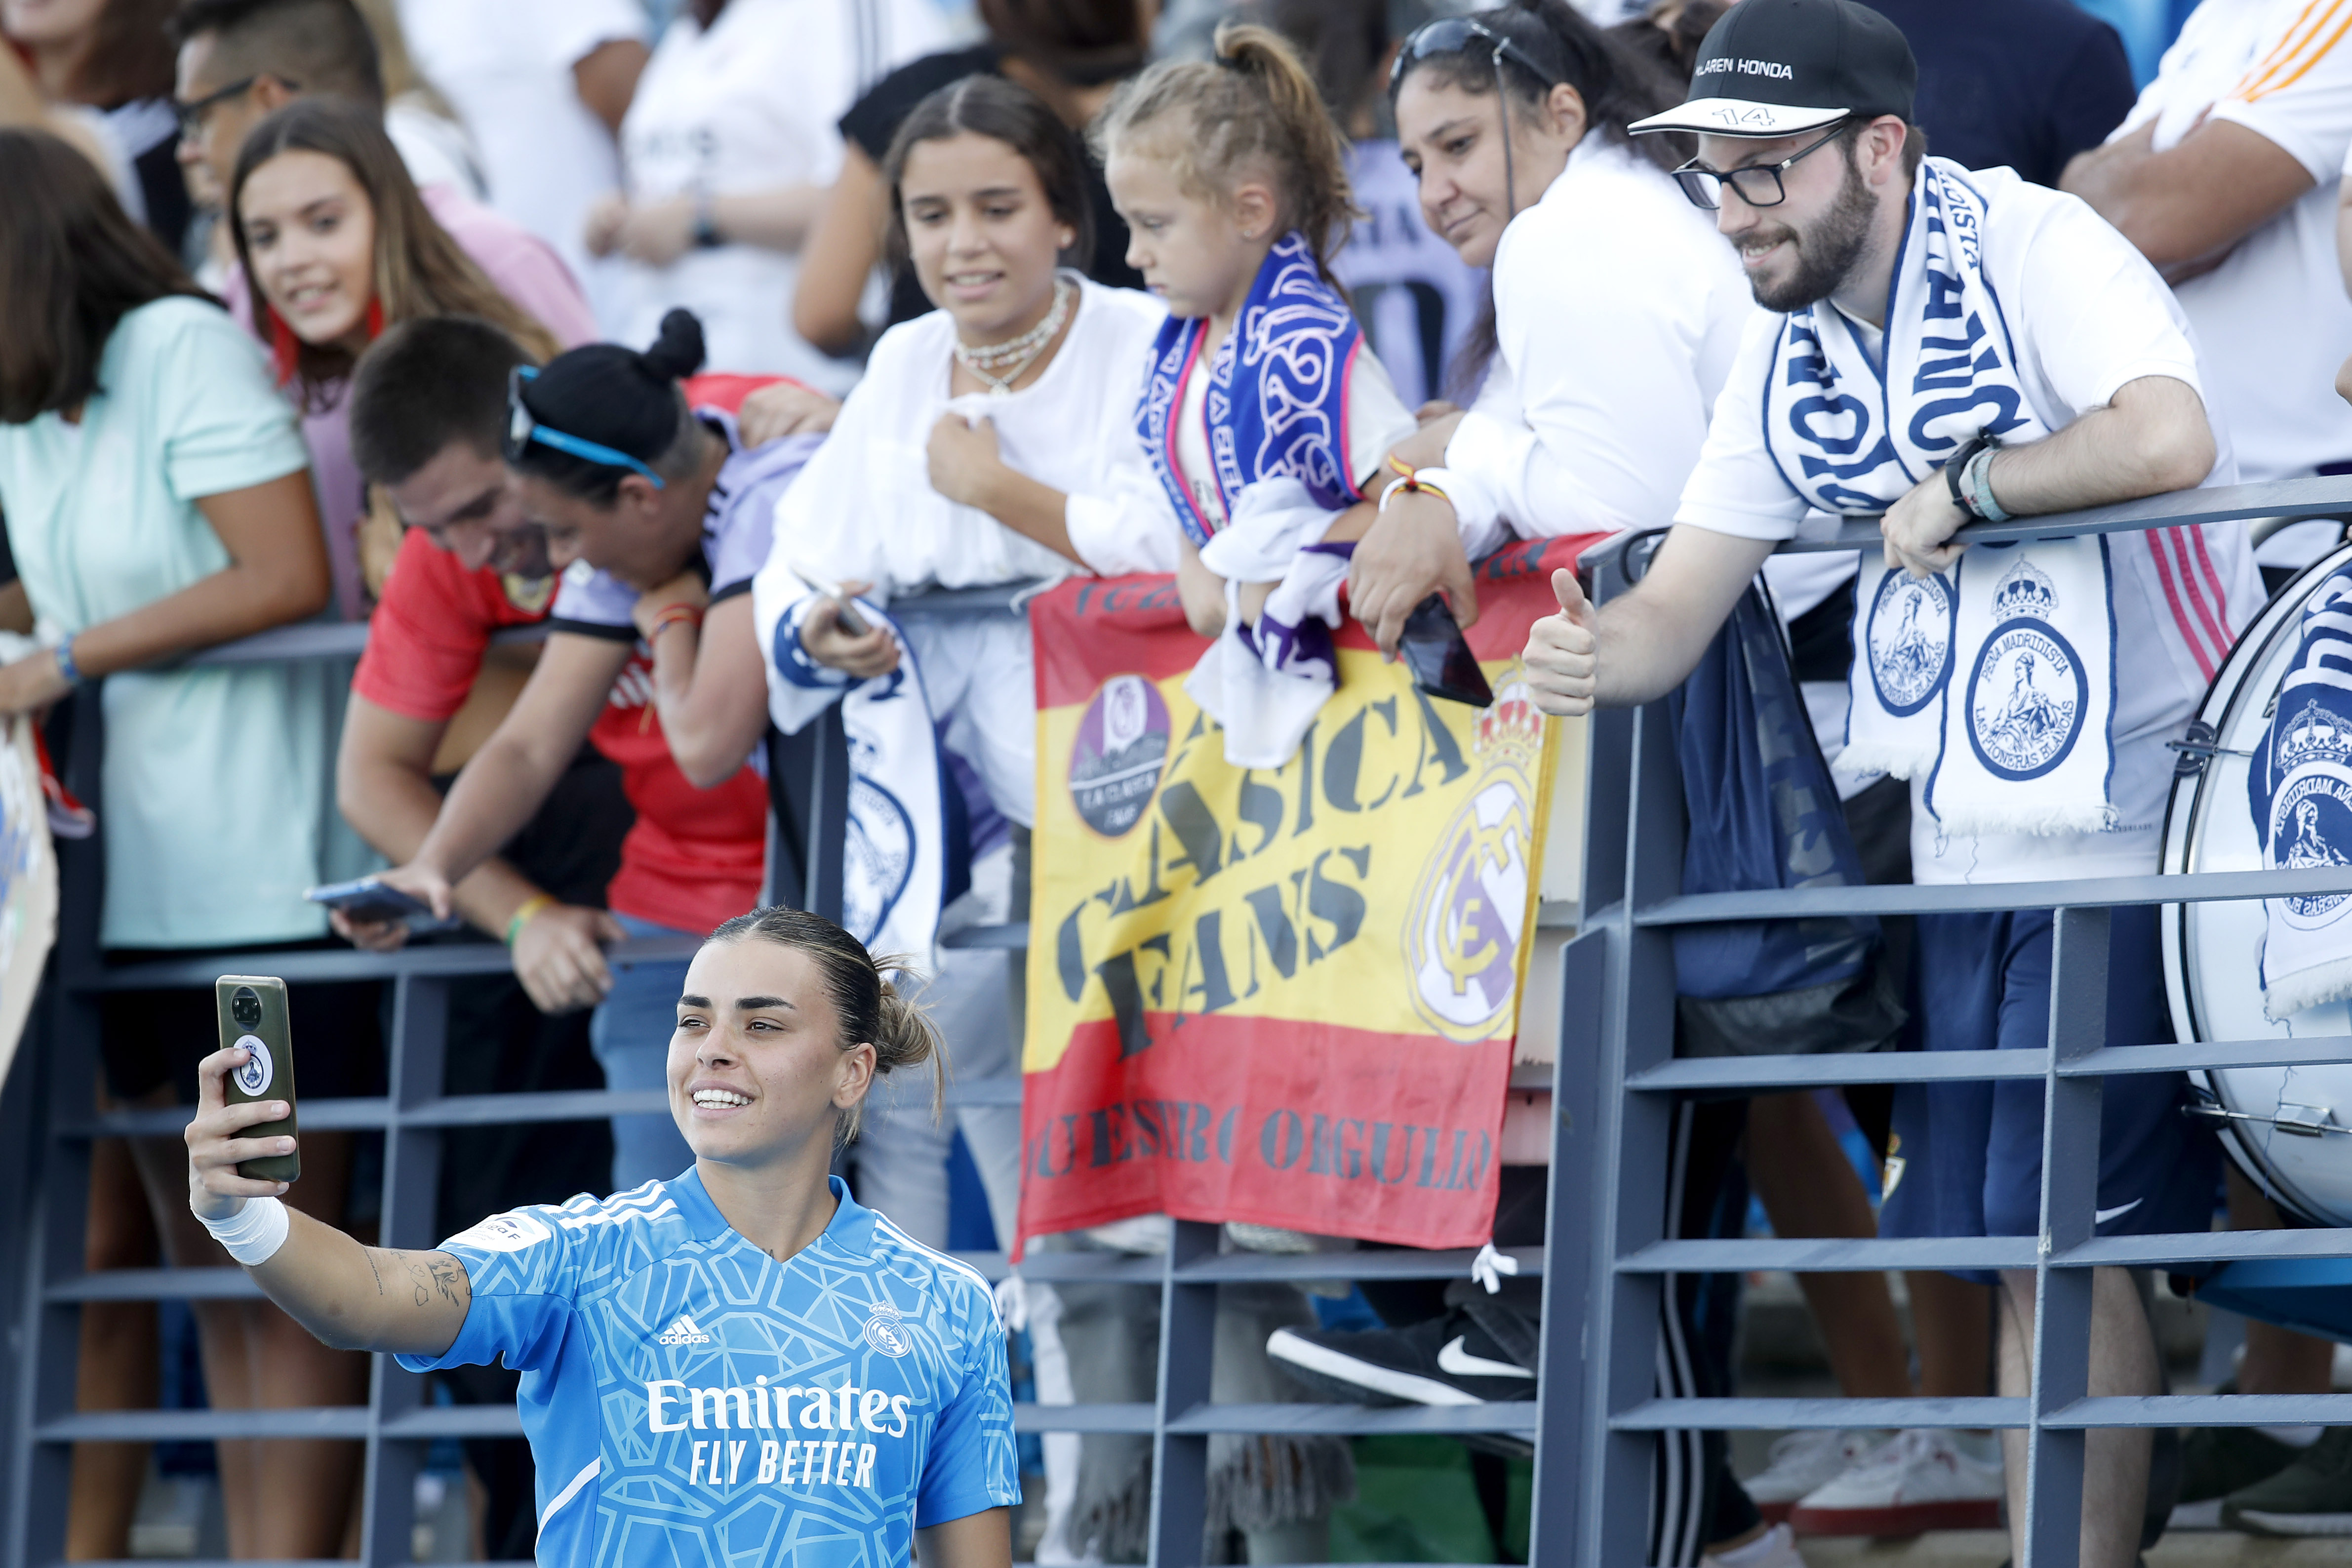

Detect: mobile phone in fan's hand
216,976,300,1183
307,877,451,929
1397,593,1494,708
791,565,869,637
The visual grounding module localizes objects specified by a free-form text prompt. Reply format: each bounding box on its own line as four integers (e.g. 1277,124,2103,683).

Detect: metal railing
0,584,1565,1567
1552,479,2352,1566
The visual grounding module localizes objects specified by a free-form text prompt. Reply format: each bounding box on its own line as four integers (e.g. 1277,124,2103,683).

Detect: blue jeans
590,914,695,1193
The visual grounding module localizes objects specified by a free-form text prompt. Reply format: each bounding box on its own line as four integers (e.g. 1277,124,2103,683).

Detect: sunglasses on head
504,366,666,488
1388,15,1562,93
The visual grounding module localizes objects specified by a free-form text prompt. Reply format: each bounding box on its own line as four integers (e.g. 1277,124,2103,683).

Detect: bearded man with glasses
1523,1,2261,1564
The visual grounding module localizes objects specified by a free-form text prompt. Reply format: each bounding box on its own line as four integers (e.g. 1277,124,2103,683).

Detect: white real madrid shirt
399,1173,1018,1567
1673,167,2264,885
2111,0,2352,487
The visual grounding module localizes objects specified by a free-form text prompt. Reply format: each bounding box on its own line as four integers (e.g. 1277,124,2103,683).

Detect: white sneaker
1699,1521,1808,1567
1743,1429,1886,1524
1788,1427,2004,1536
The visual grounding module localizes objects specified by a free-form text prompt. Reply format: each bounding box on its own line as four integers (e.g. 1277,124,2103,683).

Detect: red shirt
351,373,790,935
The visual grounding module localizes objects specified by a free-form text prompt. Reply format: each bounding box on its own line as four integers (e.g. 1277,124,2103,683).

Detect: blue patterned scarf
1137,232,1364,549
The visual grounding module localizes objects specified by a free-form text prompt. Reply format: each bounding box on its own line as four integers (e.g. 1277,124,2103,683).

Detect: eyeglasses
504,367,666,488
1670,124,1850,211
1388,16,1561,94
173,75,296,139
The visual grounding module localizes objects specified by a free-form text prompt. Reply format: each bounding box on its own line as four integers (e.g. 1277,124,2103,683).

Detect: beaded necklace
952,276,1074,396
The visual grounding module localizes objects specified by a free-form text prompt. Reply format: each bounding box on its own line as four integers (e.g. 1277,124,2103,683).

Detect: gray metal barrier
0,587,1562,1568
1560,478,2352,1566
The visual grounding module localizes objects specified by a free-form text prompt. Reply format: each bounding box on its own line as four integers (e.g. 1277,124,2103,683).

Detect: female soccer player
183,909,1017,1567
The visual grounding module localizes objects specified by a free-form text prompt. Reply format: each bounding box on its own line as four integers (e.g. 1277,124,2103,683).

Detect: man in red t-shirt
356,317,829,1190
341,320,629,1006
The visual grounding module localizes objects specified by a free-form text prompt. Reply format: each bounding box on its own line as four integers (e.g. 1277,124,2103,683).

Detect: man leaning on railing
1520,1,2262,1564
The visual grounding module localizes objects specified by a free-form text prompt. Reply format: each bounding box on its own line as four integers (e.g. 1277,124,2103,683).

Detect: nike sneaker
1266,1306,1536,1406
2171,1418,2299,1530
1742,1430,1888,1525
2223,1426,2352,1536
1787,1427,2003,1536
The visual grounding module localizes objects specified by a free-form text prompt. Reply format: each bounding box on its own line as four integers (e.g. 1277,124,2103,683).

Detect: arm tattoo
365,1249,387,1297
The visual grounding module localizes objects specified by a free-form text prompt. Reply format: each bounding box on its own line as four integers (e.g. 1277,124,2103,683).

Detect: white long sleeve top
770,276,1181,599
1442,135,1760,554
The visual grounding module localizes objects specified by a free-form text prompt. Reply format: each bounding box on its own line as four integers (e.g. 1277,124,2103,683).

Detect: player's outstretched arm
185,1044,471,1356
914,1508,1013,1568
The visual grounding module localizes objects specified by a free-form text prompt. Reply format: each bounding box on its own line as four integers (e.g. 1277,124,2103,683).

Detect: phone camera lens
231,987,262,1028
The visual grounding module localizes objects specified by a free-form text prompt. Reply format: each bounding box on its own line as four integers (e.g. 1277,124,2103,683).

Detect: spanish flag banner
1019,536,1597,1255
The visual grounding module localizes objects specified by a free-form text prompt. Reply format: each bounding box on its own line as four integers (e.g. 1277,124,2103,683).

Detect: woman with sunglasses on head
1345,0,1754,656
368,309,821,1194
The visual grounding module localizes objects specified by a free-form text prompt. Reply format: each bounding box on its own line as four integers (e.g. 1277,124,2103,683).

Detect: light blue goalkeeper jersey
399,1171,1018,1566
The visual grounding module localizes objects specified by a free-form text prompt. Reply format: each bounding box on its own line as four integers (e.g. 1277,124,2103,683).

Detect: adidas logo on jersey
657,1314,713,1346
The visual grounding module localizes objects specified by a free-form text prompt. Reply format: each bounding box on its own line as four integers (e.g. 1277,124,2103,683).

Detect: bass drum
2161,538,2352,1228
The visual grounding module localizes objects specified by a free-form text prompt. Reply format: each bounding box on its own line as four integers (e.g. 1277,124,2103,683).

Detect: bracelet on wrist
53,636,82,687
1380,456,1454,512
1964,444,2011,523
505,893,557,947
647,605,704,644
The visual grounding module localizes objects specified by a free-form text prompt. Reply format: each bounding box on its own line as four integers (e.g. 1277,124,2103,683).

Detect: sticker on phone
234,1034,274,1096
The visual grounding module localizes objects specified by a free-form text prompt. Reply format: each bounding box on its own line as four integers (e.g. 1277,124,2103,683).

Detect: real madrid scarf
1763,156,2115,828
1187,477,1355,768
1923,539,2117,837
2249,567,2352,1020
1138,231,1363,550
754,579,948,969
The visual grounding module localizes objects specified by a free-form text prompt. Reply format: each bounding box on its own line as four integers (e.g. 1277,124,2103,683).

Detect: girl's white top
769,275,1182,597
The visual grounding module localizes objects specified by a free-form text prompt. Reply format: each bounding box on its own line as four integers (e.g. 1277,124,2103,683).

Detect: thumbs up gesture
1525,568,1598,717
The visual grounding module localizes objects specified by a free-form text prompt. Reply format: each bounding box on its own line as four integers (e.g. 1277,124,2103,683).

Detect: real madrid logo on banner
1406,667,1544,1044
1964,558,2087,781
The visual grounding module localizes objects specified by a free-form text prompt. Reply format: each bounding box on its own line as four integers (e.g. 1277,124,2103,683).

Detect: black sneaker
1266,1306,1536,1406
2170,1421,2299,1529
2222,1426,2352,1536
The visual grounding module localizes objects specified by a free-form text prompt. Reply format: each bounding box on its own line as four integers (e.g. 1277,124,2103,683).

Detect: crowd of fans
6,0,2352,1563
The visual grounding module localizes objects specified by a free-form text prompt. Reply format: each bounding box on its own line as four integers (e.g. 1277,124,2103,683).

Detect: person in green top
0,128,366,1561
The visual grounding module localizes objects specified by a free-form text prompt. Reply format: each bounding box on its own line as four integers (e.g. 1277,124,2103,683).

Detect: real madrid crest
1402,668,1542,1044
862,1301,914,1358
1964,558,2087,781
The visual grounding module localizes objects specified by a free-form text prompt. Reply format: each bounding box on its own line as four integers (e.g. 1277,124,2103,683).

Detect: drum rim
2160,538,2352,1227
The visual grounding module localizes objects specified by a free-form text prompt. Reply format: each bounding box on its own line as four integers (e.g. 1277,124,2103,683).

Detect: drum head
2162,540,2352,1227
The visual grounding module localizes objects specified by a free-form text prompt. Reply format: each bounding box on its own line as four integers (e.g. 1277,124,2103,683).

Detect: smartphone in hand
790,564,870,637
306,877,453,930
1398,593,1494,708
216,976,299,1183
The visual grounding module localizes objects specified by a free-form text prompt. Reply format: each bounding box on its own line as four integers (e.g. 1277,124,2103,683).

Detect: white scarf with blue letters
1765,157,2115,834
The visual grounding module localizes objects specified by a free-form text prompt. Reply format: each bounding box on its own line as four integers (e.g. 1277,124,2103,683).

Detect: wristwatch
691,188,722,250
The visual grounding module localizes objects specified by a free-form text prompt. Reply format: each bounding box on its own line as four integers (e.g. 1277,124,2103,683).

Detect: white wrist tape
195,1195,291,1267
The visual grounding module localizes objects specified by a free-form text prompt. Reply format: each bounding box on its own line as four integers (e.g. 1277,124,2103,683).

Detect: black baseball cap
1628,0,1917,139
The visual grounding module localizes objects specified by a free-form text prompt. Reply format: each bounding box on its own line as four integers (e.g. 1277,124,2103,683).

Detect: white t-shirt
615,0,949,388
1172,343,1416,531
2113,0,2352,484
1443,136,1761,556
772,277,1180,594
398,0,644,333
1676,168,2263,885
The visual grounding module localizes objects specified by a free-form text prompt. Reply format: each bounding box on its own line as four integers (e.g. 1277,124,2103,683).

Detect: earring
365,297,386,341
265,305,300,384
